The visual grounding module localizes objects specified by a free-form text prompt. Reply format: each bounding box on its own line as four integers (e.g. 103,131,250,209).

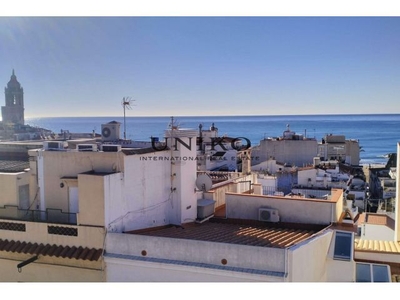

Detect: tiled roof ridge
355,239,400,253
0,159,30,172
0,239,103,261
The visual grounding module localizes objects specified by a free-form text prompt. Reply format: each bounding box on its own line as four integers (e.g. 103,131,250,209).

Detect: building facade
251,125,318,168
318,134,360,166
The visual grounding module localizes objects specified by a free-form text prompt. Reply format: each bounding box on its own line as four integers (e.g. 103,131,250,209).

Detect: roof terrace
126,218,327,249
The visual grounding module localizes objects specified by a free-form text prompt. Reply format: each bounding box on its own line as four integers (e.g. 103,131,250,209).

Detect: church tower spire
1,70,25,125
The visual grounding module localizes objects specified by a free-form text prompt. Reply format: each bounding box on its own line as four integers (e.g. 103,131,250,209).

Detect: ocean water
26,114,400,165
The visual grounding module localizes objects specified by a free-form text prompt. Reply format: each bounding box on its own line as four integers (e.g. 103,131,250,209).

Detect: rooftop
127,218,327,249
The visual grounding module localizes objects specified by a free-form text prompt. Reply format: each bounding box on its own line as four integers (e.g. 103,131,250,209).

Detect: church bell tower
1,70,25,125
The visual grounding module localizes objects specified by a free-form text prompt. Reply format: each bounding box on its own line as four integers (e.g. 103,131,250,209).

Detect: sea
25,114,400,166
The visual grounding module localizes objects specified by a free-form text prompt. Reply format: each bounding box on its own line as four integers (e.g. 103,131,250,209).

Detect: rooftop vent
77,144,98,152
44,141,65,151
101,144,121,152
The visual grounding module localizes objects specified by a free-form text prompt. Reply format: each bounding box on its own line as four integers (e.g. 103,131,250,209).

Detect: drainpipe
284,247,289,282
17,255,38,273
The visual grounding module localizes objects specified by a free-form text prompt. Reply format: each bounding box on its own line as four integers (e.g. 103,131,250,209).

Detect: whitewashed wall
225,191,342,225
288,230,333,282
105,232,286,282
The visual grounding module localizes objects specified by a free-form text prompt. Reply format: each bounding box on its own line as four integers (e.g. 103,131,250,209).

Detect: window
356,263,391,282
356,263,371,282
333,231,353,261
372,264,390,282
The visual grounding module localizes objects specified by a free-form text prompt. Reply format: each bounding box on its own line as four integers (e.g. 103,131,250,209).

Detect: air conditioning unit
77,144,98,152
44,141,65,151
101,144,121,152
101,122,121,142
259,208,280,223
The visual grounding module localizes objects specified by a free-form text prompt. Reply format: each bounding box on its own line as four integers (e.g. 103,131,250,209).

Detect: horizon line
24,112,400,119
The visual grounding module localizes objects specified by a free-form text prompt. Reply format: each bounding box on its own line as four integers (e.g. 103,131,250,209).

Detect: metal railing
0,205,77,225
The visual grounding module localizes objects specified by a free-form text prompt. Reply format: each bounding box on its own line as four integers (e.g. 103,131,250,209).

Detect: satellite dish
196,174,213,192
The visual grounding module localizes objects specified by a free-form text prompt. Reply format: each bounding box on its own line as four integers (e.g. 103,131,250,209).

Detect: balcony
0,205,77,225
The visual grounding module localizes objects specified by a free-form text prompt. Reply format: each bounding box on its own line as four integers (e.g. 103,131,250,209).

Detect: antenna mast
121,97,135,140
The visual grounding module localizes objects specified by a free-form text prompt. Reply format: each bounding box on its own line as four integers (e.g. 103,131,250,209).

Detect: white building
104,187,390,282
251,125,318,168
251,157,284,175
318,134,360,166
0,123,201,281
196,123,242,172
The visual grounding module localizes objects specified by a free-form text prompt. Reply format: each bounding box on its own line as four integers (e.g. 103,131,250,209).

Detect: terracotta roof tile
29,244,44,255
21,242,31,254
4,241,14,251
47,245,58,256
355,239,400,253
41,244,51,256
17,242,27,252
73,247,84,259
9,241,21,252
129,219,324,249
85,248,97,261
0,160,30,172
0,240,8,250
78,247,89,260
60,246,71,258
90,249,103,261
53,246,64,257
0,239,102,261
66,246,77,259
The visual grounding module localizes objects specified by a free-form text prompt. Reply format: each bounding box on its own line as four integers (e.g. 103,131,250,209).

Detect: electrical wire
107,191,174,230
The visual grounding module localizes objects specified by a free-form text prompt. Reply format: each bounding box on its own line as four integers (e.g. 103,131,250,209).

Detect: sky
1,2,400,118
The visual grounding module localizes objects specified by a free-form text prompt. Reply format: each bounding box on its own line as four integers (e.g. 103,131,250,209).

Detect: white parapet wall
104,232,286,282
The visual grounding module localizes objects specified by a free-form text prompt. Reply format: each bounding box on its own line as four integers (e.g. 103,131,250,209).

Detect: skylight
333,231,352,261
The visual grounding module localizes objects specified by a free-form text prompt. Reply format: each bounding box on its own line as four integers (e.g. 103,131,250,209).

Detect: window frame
356,263,391,282
333,231,353,261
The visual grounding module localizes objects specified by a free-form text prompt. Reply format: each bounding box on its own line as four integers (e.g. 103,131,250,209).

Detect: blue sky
1,14,400,117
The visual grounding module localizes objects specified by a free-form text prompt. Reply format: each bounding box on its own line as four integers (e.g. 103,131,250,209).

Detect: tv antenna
168,116,183,130
121,96,135,140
